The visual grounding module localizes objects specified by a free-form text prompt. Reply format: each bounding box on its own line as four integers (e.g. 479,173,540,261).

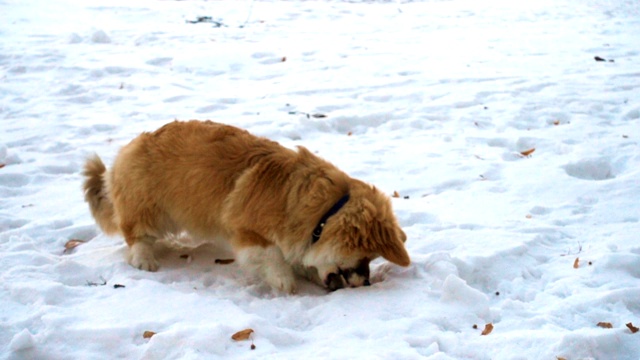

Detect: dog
83,120,409,293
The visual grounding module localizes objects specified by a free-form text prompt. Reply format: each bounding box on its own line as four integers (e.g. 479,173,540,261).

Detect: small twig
560,241,583,257
215,259,235,265
86,276,107,287
186,16,226,27
240,0,256,28
288,111,327,119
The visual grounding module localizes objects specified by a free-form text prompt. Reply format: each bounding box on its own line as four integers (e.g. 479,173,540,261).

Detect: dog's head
301,181,410,291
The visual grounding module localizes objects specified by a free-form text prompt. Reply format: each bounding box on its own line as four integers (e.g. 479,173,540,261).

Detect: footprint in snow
563,157,619,181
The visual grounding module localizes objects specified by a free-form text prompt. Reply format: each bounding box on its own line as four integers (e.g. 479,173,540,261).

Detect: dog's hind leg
116,201,169,272
126,236,159,271
121,219,160,271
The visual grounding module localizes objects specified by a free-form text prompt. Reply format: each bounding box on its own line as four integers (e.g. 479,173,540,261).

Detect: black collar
311,194,350,243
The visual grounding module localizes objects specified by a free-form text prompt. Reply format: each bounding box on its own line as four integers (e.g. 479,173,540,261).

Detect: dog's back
106,120,290,241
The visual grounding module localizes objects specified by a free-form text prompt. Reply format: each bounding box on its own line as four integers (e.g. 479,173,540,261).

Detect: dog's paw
127,242,159,272
264,265,297,294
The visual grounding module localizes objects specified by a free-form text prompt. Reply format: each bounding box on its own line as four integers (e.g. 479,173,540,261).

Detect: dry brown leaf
557,357,567,360
64,239,86,251
520,148,536,157
573,257,580,269
347,131,353,136
392,191,400,198
0,163,5,169
553,120,560,126
526,214,533,219
143,331,156,339
232,329,254,341
215,259,235,265
597,322,613,329
626,322,639,334
481,323,494,336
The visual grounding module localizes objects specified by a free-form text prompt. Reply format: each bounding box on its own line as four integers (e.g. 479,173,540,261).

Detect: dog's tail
83,155,119,235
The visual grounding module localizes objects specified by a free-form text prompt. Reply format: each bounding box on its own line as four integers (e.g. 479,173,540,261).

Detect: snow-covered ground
2,0,640,358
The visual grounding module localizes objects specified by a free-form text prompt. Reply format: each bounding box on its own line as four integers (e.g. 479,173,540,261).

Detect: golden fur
83,120,409,292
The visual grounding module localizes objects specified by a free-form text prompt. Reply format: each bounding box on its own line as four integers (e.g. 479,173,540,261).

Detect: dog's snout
337,268,370,288
325,273,345,291
321,258,373,291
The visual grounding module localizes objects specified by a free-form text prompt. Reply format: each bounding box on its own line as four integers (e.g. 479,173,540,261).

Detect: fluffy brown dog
83,120,409,293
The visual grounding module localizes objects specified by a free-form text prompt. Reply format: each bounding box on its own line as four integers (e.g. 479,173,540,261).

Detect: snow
1,0,640,359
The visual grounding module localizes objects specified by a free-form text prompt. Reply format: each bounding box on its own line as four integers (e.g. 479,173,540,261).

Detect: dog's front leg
233,230,297,294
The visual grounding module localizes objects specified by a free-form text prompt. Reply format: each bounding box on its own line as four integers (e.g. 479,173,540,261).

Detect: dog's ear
357,199,410,266
371,223,409,267
378,232,410,267
399,228,407,243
